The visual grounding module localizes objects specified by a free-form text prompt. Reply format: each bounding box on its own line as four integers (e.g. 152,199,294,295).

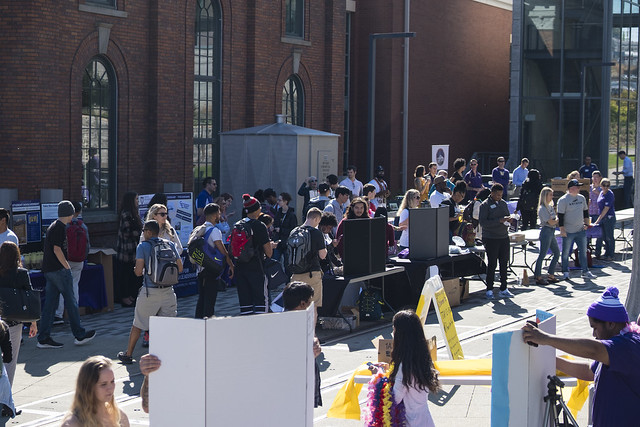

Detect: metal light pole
579,61,615,169
367,31,416,181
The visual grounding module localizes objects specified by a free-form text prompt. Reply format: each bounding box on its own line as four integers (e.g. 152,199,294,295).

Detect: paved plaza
4,237,635,426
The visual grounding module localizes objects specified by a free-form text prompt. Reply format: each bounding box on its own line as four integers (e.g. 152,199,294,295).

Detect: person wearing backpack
231,194,276,315
55,201,89,324
117,220,183,364
287,208,327,321
516,169,543,231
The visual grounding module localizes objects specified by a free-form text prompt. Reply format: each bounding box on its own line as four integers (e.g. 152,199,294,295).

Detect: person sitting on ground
118,220,183,364
282,281,323,408
522,286,640,427
61,356,130,427
397,189,420,251
440,181,467,241
335,197,371,257
429,176,451,208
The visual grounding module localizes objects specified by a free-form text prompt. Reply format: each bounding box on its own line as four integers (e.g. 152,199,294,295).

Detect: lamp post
579,61,615,169
367,31,416,181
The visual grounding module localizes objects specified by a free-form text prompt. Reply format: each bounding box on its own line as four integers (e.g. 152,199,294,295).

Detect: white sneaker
562,272,570,280
582,271,597,280
498,289,515,298
485,290,494,300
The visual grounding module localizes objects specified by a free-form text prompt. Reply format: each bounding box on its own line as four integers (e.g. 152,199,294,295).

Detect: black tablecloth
389,253,486,303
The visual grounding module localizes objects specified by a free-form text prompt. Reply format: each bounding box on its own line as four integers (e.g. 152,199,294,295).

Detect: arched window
282,75,304,126
82,56,116,210
194,0,222,192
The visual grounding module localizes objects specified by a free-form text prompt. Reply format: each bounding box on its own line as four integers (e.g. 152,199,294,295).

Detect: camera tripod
542,375,579,427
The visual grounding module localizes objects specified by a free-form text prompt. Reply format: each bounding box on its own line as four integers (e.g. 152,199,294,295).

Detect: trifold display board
409,207,449,260
491,310,556,427
342,217,386,276
149,307,315,426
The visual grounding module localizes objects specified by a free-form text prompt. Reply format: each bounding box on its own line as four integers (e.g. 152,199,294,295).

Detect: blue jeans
595,216,616,258
535,226,560,277
39,269,86,341
561,230,588,273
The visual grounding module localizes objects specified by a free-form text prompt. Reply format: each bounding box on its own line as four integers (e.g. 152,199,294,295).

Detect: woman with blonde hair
61,356,129,427
141,204,183,253
413,165,429,203
534,187,560,285
398,189,421,250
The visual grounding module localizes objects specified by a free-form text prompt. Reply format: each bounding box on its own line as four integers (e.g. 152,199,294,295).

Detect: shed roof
221,122,338,136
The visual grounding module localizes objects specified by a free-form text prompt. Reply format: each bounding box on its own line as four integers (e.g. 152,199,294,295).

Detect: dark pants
624,175,634,208
483,237,510,291
235,268,268,315
195,271,219,319
520,210,537,231
115,259,142,301
39,269,86,341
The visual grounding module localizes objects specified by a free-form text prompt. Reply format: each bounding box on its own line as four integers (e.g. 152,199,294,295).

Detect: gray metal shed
219,117,339,222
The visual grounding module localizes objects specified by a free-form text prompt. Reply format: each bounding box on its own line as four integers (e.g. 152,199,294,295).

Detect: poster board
149,307,315,427
41,203,58,228
432,144,450,172
11,200,41,245
139,192,193,246
415,274,463,360
491,310,556,427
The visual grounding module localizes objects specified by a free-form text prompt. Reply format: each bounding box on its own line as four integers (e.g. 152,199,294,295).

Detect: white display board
139,192,193,246
149,308,315,426
432,144,449,172
491,310,556,427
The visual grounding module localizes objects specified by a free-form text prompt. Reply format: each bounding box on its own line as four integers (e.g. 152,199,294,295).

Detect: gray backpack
146,239,179,286
286,226,313,274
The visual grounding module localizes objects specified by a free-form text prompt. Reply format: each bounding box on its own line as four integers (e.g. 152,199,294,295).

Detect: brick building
0,0,346,245
346,0,512,190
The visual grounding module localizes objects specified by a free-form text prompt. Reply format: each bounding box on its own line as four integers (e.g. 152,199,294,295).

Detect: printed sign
432,144,450,171
139,193,194,247
10,200,42,244
416,275,463,360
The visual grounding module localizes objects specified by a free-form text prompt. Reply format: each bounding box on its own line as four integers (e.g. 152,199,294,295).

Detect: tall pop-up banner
491,310,556,427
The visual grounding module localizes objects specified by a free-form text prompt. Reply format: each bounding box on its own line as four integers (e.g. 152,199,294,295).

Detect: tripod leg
558,399,579,426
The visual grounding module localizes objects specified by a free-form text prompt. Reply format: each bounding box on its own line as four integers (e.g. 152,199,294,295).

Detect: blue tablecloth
29,264,108,311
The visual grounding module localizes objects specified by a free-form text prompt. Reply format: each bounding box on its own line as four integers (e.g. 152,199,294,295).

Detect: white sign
139,192,194,246
149,307,315,426
432,144,450,172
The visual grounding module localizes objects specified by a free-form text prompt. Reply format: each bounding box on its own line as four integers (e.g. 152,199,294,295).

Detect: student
397,189,420,251
534,187,560,285
373,310,440,427
61,356,129,427
522,287,640,427
117,220,183,364
363,183,377,215
335,197,370,257
38,201,96,349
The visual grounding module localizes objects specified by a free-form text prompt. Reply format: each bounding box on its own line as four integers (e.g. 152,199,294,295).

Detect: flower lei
363,364,406,426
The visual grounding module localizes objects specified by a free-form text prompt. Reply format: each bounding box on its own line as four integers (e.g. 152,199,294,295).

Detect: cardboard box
509,233,525,243
375,335,437,364
551,178,590,198
87,248,116,312
442,278,461,307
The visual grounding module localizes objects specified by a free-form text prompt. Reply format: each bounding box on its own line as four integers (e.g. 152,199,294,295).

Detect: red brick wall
349,0,511,193
0,0,346,246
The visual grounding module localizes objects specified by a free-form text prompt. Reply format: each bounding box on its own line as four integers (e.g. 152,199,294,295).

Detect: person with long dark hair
516,169,543,230
115,192,143,308
388,310,439,426
335,197,370,257
61,356,129,426
0,242,38,387
273,192,297,261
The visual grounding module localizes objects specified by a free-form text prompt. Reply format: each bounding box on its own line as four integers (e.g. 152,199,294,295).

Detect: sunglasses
470,163,478,166
498,160,505,163
156,212,168,216
602,184,610,187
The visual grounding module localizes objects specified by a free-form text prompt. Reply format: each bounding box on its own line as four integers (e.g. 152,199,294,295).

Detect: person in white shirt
397,189,420,250
429,176,451,208
0,209,19,246
367,165,390,209
339,165,363,197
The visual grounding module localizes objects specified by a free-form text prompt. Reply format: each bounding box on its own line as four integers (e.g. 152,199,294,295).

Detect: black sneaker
53,316,64,325
117,351,133,364
37,337,63,349
74,330,96,345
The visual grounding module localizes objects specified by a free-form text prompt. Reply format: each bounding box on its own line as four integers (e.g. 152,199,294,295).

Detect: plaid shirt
116,211,142,263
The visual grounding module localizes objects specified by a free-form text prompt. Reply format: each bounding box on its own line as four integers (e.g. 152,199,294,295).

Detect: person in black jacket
0,242,38,386
273,192,298,261
516,169,543,231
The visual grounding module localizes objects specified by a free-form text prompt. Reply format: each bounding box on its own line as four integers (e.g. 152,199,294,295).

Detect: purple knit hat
586,286,629,323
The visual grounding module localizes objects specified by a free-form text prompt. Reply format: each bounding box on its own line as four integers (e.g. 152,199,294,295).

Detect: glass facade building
510,0,638,182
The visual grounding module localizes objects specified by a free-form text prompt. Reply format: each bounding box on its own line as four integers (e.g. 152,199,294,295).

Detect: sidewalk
7,238,635,426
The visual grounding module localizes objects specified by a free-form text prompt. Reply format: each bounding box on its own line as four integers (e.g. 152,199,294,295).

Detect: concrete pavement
5,238,634,426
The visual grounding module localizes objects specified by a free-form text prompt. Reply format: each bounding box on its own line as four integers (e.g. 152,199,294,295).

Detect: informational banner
416,274,463,360
139,192,194,247
432,144,450,172
41,203,59,228
11,200,42,244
